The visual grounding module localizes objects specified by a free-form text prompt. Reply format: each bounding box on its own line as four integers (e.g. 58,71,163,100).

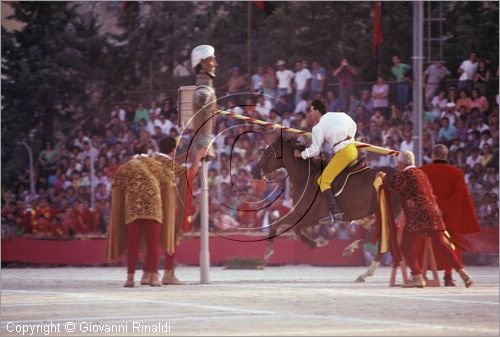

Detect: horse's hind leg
296,225,321,249
264,227,277,264
355,252,383,283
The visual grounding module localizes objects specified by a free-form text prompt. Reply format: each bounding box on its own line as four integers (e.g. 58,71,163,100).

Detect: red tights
402,230,463,276
126,219,161,274
165,252,176,270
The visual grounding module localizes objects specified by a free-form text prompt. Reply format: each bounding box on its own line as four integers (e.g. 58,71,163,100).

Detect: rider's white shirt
301,112,357,159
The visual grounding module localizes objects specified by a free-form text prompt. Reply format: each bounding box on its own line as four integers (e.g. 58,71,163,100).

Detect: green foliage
444,1,499,71
1,2,109,186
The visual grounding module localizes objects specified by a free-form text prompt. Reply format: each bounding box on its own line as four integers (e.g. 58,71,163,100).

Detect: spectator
423,60,451,110
479,130,494,148
273,95,292,117
470,89,489,115
430,89,448,122
294,92,309,114
108,116,126,135
447,86,458,104
38,140,59,172
221,66,248,98
457,52,478,93
310,61,326,96
134,102,149,123
438,117,457,147
326,90,341,112
251,65,266,94
473,59,491,97
293,61,312,107
111,104,126,122
391,55,412,113
400,129,414,153
149,100,161,116
73,130,90,150
371,76,390,119
152,125,166,141
70,201,96,235
346,94,361,118
359,89,374,115
85,116,106,137
226,99,244,115
370,109,385,128
456,89,472,113
275,60,294,101
262,66,277,100
332,58,358,111
479,143,493,167
440,102,459,126
466,148,481,169
255,94,273,118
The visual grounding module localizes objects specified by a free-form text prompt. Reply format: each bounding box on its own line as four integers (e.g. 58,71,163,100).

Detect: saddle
330,158,369,197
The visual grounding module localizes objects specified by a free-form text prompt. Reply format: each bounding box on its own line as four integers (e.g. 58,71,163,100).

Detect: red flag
254,1,265,10
372,1,384,60
254,1,275,16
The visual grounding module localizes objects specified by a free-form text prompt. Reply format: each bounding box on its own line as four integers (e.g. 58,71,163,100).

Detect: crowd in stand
2,52,498,243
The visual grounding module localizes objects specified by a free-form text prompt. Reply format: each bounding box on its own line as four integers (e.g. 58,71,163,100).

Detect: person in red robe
419,144,481,286
376,150,474,288
31,198,54,237
71,201,96,235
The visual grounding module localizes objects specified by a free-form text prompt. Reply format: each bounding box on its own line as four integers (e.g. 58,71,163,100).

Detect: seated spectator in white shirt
256,94,273,118
227,99,244,115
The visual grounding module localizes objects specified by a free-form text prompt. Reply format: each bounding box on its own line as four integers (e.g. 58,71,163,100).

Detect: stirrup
319,213,343,225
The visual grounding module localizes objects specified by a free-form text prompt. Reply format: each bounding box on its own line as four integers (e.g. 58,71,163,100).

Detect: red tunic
383,167,445,233
418,162,481,269
420,162,480,235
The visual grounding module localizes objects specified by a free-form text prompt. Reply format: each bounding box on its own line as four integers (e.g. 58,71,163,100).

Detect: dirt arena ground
1,265,498,336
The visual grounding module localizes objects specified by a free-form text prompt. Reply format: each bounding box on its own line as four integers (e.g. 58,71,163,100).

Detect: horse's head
251,135,308,181
251,138,287,181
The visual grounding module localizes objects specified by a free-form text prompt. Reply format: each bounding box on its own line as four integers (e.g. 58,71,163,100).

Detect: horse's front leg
264,214,300,264
355,251,383,283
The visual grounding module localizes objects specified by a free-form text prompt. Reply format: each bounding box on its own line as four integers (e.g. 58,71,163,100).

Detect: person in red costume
375,150,474,288
419,144,480,286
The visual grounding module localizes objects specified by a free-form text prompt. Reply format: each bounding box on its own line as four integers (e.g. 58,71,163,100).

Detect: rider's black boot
319,189,344,225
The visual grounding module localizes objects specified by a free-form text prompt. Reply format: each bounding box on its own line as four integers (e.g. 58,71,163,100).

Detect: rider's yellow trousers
317,143,358,192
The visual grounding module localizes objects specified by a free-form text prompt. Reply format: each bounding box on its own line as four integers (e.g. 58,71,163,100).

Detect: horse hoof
316,238,329,248
355,276,365,283
342,247,355,257
264,250,274,261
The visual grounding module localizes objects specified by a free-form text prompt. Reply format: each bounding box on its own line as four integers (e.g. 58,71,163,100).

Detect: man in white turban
191,44,217,159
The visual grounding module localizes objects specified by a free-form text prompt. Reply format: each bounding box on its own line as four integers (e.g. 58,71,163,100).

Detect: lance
216,109,400,156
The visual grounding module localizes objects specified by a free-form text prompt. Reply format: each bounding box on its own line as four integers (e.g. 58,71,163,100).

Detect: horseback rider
293,98,358,224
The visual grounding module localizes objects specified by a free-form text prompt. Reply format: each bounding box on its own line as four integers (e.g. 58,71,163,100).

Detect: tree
109,1,200,103
1,2,109,188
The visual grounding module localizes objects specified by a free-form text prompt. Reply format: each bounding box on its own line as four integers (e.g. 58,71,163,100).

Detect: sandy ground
1,265,498,336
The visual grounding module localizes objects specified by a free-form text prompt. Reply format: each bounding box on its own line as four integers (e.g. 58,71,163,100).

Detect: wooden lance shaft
216,109,400,157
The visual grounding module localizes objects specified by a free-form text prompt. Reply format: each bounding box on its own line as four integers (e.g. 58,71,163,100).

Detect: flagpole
246,2,252,79
412,1,424,166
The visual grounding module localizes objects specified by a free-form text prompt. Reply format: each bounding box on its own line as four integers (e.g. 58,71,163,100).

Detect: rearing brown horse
251,137,401,269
